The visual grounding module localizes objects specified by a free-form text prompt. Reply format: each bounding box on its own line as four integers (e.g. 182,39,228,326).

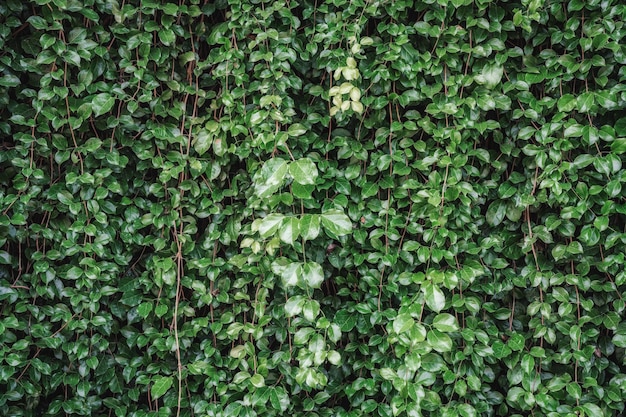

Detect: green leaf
288,123,307,136
92,93,115,117
302,299,320,321
284,296,305,317
486,200,506,226
28,16,48,30
492,340,512,358
289,158,318,185
361,182,379,198
158,28,176,46
281,262,302,287
423,282,445,313
66,266,83,280
192,131,213,156
521,354,535,374
279,217,300,245
611,138,626,154
250,374,265,388
151,376,173,399
557,94,576,112
254,158,289,198
300,214,321,241
613,333,626,348
507,333,526,351
426,329,453,352
302,262,324,288
577,92,595,113
566,382,581,399
432,313,458,332
393,313,415,334
269,387,290,412
258,213,284,238
580,403,604,417
137,302,153,319
475,64,503,88
0,251,11,264
321,210,352,236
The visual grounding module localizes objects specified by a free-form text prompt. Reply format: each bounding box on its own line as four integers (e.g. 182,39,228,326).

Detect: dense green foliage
2,0,626,416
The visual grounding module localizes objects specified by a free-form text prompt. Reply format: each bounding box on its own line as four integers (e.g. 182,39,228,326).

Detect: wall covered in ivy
1,0,626,416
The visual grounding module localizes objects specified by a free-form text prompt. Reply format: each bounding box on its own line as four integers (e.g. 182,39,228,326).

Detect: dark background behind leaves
1,0,626,416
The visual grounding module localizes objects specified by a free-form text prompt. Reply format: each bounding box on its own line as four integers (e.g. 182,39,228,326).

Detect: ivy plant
1,0,626,416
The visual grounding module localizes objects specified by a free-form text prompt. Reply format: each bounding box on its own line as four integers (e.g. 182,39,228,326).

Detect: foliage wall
1,0,626,416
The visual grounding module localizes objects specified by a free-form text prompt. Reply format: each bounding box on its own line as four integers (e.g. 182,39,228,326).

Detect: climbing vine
1,0,626,416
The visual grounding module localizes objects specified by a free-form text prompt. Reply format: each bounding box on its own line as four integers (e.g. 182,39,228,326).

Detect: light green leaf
258,213,284,239
213,137,227,157
302,262,324,288
300,214,320,241
294,327,315,345
269,387,290,412
486,200,506,226
192,131,213,155
284,295,305,317
321,210,352,236
475,64,503,88
279,217,300,245
426,329,453,352
327,350,341,365
158,28,176,46
137,302,153,319
281,262,301,287
151,376,173,399
254,158,289,198
288,123,307,136
66,266,82,280
580,403,604,417
289,158,318,185
250,374,265,388
92,93,115,117
432,313,458,332
423,282,445,313
577,92,595,113
557,94,576,112
393,313,415,334
521,354,535,374
302,299,320,321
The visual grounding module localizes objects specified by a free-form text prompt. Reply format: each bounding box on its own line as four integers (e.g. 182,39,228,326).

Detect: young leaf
250,374,265,388
151,376,173,399
302,262,324,288
475,64,503,88
192,131,213,156
289,158,318,185
281,262,302,287
258,213,284,239
423,282,445,313
393,313,415,334
486,200,506,226
279,217,300,245
284,296,305,317
92,93,115,117
426,329,453,352
321,210,352,236
254,158,289,198
432,313,458,332
300,214,321,241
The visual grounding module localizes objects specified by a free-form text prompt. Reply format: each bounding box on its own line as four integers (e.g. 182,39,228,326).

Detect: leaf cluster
1,0,626,416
